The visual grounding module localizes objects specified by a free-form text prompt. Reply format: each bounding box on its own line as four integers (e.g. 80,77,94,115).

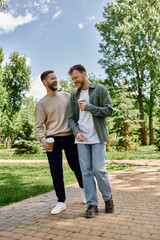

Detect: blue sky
0,0,109,99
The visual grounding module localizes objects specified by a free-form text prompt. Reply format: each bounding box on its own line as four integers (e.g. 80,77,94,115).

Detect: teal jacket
68,81,113,143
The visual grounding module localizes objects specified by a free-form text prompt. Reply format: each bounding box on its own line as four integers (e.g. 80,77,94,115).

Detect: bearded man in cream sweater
34,70,86,215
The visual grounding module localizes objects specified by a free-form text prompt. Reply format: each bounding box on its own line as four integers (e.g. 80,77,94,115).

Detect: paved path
0,160,160,240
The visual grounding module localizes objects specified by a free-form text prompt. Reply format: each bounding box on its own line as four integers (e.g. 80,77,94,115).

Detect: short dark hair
68,64,86,75
40,70,54,81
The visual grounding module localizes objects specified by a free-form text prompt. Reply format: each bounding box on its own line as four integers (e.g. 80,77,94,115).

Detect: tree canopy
96,0,160,145
0,0,8,12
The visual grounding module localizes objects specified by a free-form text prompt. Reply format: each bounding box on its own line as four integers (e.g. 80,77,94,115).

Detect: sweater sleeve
34,102,46,143
68,95,81,137
85,86,113,117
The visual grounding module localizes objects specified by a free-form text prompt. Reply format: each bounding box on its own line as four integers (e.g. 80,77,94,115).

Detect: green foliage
58,77,75,93
12,97,41,154
1,52,31,145
0,0,8,12
111,81,140,151
3,52,31,115
96,0,160,144
155,131,160,151
13,140,40,154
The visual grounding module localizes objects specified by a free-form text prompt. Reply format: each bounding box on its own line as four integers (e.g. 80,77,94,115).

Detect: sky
0,0,109,99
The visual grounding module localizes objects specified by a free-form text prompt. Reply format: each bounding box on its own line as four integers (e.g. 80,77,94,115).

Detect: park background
0,0,160,207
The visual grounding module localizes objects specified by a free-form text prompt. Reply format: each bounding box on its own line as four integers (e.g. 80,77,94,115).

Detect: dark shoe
105,196,114,213
85,205,98,218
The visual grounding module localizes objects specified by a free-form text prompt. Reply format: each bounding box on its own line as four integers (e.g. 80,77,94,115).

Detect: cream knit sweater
34,92,72,142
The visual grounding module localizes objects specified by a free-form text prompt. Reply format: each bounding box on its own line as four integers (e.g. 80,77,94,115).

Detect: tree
0,47,8,144
111,81,140,151
0,0,8,12
58,77,75,93
12,97,41,154
96,0,160,145
2,52,31,149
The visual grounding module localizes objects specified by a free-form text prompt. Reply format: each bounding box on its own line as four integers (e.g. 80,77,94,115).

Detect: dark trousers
47,135,83,202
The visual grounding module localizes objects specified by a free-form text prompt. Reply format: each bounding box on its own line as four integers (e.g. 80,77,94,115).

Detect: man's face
70,70,86,89
44,73,58,91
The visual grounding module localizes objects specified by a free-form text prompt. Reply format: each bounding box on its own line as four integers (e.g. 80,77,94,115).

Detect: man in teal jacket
68,64,114,218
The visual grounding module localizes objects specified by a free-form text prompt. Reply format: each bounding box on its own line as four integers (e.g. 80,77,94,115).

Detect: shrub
13,140,41,154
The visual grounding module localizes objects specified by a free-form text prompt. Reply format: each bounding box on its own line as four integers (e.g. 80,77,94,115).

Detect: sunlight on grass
0,162,133,207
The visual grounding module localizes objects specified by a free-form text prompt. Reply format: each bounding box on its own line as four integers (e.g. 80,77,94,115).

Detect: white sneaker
80,188,87,204
51,202,66,215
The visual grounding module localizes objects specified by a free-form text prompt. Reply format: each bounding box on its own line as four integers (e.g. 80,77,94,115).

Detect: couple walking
35,64,114,218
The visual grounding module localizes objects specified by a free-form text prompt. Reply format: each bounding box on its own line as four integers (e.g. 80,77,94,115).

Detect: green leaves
2,52,31,117
96,0,160,144
0,0,8,12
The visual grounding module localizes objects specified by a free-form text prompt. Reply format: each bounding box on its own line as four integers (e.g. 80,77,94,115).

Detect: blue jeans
77,143,112,205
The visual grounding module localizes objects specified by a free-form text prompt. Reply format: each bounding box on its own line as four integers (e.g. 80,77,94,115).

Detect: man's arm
34,103,51,151
85,86,113,117
68,95,81,137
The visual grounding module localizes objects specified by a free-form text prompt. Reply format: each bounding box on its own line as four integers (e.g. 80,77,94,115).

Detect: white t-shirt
75,89,100,144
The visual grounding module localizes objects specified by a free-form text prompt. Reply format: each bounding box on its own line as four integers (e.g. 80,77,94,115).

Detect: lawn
0,145,159,160
106,145,160,160
0,162,133,207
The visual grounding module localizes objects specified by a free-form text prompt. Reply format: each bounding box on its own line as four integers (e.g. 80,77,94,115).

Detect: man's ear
43,79,47,86
83,71,87,78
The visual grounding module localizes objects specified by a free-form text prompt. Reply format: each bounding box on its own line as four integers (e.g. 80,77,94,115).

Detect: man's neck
81,79,91,90
47,89,57,97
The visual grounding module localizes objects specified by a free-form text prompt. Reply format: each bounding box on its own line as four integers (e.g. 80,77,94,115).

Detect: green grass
106,145,160,160
0,162,133,207
0,148,48,160
0,145,159,160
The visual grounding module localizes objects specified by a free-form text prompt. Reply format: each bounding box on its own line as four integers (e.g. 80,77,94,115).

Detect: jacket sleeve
34,102,46,143
68,95,81,137
85,86,113,117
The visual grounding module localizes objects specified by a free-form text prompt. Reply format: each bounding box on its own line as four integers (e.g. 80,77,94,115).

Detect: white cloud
41,5,49,13
78,24,83,29
33,1,49,13
20,55,31,66
53,10,63,19
27,75,46,100
0,12,37,34
87,16,96,21
26,57,31,66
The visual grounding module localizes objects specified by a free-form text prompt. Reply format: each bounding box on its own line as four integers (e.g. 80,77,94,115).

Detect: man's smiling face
70,70,86,89
44,72,58,91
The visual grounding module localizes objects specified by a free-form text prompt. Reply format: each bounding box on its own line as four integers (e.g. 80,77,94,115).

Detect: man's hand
72,88,78,94
78,102,86,111
76,132,85,142
42,139,52,151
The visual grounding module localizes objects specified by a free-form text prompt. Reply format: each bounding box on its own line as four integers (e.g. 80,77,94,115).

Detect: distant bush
155,129,160,151
116,136,139,151
13,140,41,154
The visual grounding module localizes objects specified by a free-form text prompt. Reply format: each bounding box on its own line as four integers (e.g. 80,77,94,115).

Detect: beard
77,76,85,89
48,83,58,91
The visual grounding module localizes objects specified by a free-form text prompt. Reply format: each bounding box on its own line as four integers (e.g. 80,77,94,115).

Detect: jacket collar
76,81,95,95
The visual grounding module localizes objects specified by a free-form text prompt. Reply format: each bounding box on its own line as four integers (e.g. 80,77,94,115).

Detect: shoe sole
105,208,114,213
51,208,66,215
85,210,98,218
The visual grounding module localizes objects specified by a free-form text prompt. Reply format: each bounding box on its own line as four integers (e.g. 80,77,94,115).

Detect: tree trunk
149,72,155,145
138,84,147,145
6,136,10,149
149,116,154,145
